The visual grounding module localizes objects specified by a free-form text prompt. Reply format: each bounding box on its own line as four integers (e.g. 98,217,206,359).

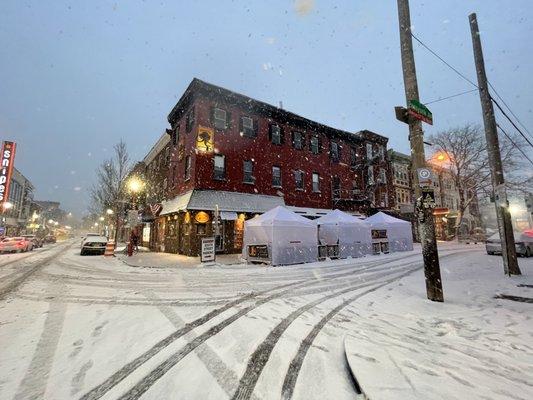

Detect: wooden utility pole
469,13,521,276
397,0,443,302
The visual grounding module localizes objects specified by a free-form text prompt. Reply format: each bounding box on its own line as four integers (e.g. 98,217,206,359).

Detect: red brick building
152,79,393,255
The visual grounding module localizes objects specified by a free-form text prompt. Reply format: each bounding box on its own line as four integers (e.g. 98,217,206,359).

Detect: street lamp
2,202,13,210
48,219,54,224
99,216,105,222
94,222,99,227
106,208,114,215
127,176,144,194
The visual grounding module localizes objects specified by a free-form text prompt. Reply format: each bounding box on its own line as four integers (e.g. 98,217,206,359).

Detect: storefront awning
161,190,284,215
220,211,238,220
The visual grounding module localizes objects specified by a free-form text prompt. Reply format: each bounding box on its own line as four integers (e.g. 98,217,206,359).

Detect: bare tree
89,140,130,240
427,123,532,229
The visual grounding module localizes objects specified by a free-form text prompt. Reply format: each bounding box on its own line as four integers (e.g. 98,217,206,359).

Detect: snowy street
0,241,532,400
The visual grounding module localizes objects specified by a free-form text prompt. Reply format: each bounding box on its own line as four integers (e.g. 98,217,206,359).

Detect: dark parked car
44,235,57,243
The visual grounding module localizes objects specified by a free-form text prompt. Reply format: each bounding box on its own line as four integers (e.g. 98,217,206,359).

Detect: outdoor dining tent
315,209,372,258
243,206,318,266
364,212,414,252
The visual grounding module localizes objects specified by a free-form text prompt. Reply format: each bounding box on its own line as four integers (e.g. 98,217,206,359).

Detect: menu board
248,245,269,259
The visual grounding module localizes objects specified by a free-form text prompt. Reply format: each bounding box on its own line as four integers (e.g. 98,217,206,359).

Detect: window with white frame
310,134,320,154
312,173,320,192
270,124,282,145
330,141,339,162
241,116,255,137
379,168,386,183
243,160,254,184
292,131,304,150
214,154,225,180
213,107,227,129
272,166,282,187
294,170,304,190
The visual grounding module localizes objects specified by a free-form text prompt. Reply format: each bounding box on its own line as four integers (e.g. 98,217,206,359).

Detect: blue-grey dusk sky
1,0,532,216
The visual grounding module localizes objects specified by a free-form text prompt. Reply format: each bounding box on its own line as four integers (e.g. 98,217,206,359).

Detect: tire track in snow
231,266,423,400
80,256,416,400
112,266,423,400
13,280,68,400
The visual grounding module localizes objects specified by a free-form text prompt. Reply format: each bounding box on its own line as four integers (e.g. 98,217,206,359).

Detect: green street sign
408,99,433,125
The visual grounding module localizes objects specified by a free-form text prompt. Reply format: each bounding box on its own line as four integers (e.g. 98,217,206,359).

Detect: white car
80,235,108,256
81,233,102,247
485,232,533,257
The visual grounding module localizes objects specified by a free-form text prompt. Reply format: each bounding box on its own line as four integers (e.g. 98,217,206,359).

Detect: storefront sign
195,211,210,223
201,237,216,262
196,126,214,152
248,244,269,259
0,141,17,207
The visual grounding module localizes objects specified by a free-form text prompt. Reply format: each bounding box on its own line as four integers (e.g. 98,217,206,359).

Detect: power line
411,32,479,89
496,123,533,167
487,81,533,140
491,96,533,148
423,89,478,105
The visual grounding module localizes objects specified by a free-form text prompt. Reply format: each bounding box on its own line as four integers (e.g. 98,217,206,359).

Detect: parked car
22,234,43,248
44,235,57,243
486,231,533,257
81,233,102,247
80,235,108,255
0,237,34,253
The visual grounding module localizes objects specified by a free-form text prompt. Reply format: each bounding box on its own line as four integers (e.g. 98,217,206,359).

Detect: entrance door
215,222,224,252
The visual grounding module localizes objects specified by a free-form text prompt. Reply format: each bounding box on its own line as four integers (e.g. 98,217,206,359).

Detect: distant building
33,200,67,226
388,150,413,215
2,168,34,236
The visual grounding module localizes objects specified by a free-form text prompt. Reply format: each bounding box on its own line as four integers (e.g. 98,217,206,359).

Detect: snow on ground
0,241,531,400
343,247,533,400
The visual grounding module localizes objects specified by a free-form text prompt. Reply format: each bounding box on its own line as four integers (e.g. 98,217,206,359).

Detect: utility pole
469,13,521,276
397,0,443,301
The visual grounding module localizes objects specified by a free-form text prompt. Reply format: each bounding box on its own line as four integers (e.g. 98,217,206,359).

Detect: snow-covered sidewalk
343,252,533,400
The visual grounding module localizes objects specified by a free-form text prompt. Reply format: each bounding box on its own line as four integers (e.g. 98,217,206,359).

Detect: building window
350,147,357,167
332,176,341,199
269,124,283,145
184,155,191,180
186,107,195,133
172,126,179,145
214,154,225,180
243,160,254,184
366,143,373,160
272,166,282,187
310,134,320,154
312,173,320,192
379,168,386,183
330,141,340,162
213,107,228,130
196,224,206,235
294,170,304,190
368,165,374,185
292,131,304,150
352,180,358,198
378,145,384,161
240,116,256,138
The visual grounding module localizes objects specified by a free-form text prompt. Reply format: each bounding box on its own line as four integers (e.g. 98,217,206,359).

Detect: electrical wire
496,123,533,167
411,32,479,89
423,89,478,106
491,96,533,148
488,81,533,140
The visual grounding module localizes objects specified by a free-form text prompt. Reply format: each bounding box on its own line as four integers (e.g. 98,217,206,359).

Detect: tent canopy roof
245,206,315,227
315,209,367,226
365,211,410,225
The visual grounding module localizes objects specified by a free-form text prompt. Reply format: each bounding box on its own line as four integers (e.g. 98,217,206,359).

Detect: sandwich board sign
201,237,216,262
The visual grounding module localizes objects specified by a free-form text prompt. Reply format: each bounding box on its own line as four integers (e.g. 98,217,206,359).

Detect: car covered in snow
80,235,108,256
485,231,533,257
81,233,102,247
0,237,34,253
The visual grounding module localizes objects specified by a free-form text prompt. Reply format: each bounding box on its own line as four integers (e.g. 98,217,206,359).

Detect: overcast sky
1,0,532,216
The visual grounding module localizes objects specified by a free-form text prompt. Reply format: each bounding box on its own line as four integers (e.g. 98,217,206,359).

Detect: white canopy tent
364,212,414,252
243,206,318,266
315,209,372,258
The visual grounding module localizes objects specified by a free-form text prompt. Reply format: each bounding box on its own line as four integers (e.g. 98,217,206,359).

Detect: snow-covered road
0,241,531,400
